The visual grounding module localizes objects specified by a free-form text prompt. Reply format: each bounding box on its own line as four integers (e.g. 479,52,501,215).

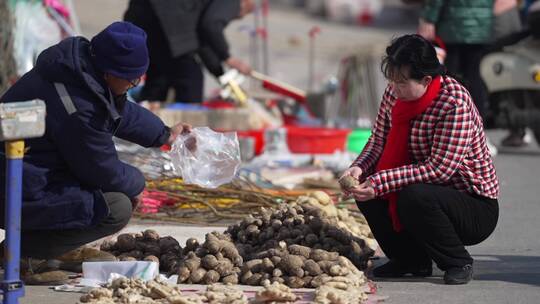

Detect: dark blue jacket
0,37,170,230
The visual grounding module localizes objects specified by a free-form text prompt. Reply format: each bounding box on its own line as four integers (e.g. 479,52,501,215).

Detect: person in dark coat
418,0,494,119
0,22,191,276
418,0,499,156
124,0,254,103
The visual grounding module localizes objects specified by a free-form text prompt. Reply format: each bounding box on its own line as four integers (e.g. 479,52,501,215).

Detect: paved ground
7,1,540,303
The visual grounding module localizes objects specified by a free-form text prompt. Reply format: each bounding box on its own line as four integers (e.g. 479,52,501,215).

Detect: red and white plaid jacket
352,76,500,199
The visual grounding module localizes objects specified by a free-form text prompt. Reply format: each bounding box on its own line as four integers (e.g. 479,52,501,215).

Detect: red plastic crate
286,126,351,154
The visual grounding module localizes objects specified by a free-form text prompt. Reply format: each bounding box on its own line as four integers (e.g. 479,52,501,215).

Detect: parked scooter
480,1,540,146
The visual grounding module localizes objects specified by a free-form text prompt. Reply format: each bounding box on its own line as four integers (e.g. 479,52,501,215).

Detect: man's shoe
55,247,116,273
444,264,473,285
20,257,61,274
22,270,69,286
373,260,432,278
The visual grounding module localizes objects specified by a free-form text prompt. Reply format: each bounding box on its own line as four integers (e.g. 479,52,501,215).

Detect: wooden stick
250,71,306,97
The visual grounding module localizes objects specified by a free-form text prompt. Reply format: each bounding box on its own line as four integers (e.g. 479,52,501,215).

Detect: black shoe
501,131,527,147
373,260,432,278
444,264,473,285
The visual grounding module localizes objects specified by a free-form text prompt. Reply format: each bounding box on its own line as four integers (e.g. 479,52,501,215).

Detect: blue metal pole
2,141,25,304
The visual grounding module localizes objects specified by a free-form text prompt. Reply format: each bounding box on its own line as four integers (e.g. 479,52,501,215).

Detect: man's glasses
129,77,141,88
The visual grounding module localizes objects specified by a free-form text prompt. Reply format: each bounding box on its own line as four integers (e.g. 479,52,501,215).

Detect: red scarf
375,76,441,232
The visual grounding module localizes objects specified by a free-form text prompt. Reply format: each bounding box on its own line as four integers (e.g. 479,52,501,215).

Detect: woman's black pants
357,184,498,270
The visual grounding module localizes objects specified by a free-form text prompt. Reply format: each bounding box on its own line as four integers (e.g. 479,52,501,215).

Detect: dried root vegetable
310,266,369,303
313,275,368,304
309,191,332,205
79,288,113,303
79,277,184,303
98,191,375,291
227,196,374,284
81,280,300,304
338,176,359,190
80,278,248,304
203,284,248,304
237,239,364,289
101,229,183,273
334,208,377,251
176,232,242,285
251,281,299,304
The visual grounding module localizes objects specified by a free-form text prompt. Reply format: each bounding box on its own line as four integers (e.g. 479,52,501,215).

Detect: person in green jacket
418,0,494,119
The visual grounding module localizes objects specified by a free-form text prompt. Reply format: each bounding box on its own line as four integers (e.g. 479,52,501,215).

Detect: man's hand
168,123,192,146
418,18,436,41
184,136,197,152
348,181,376,202
131,192,143,210
225,57,252,75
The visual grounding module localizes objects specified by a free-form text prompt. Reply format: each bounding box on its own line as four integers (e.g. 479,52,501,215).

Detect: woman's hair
381,34,446,81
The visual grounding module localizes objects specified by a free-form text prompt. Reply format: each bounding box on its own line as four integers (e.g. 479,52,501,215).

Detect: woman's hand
340,166,363,197
348,181,376,202
340,166,363,180
418,18,436,41
167,123,192,146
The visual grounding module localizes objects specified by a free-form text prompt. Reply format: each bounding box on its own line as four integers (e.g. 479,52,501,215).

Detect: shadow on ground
370,255,540,287
473,255,540,287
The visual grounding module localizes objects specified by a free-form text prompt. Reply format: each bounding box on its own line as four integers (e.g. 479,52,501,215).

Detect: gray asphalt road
12,1,540,303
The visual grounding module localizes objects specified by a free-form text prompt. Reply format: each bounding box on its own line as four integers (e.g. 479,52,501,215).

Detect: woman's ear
423,76,433,86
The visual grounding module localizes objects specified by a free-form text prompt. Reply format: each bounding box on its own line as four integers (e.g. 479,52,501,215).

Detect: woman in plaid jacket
341,34,499,285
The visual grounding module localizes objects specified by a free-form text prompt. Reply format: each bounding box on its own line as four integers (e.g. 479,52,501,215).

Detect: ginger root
339,176,359,190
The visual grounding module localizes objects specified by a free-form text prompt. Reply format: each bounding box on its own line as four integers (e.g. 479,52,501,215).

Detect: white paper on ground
82,261,159,284
52,284,95,293
78,278,102,288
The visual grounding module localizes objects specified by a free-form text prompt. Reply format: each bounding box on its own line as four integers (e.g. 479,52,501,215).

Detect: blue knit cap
90,21,149,80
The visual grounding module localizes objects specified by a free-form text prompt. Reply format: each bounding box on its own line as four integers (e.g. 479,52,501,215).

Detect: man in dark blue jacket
0,22,190,278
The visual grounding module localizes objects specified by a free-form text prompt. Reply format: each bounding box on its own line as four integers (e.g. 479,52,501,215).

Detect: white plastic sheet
82,261,159,283
170,127,241,188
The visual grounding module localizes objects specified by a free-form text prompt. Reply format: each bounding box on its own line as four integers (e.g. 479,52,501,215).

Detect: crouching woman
340,34,499,285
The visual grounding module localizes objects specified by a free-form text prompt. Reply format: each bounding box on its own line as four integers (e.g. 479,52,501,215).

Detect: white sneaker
486,137,498,157
524,128,533,145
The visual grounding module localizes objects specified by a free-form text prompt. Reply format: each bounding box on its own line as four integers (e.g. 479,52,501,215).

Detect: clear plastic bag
170,127,241,188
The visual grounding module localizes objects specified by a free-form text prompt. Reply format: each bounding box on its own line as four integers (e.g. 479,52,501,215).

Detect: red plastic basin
286,126,351,154
236,129,265,155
